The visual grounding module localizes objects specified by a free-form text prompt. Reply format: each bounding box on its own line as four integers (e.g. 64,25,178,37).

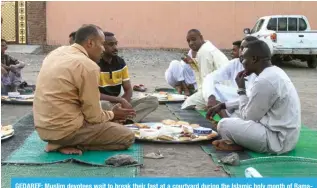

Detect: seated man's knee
145,96,159,109
217,118,230,135
123,130,135,149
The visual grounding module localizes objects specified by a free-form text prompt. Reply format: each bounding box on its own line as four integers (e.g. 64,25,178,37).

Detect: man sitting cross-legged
206,40,301,154
181,29,230,110
98,32,159,123
33,25,136,155
1,39,26,95
165,49,197,96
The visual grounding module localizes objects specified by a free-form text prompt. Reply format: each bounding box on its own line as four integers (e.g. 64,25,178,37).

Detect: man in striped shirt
98,32,159,123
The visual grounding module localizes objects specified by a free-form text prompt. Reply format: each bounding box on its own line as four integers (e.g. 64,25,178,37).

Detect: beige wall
46,1,317,49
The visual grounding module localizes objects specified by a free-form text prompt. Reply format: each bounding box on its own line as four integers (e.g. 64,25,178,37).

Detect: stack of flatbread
1,125,14,140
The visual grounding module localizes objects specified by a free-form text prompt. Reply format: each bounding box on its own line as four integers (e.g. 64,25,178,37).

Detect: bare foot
212,140,244,151
45,143,83,155
45,143,62,152
58,147,83,155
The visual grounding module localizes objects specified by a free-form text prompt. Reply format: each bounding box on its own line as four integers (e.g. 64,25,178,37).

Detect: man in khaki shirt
33,24,136,155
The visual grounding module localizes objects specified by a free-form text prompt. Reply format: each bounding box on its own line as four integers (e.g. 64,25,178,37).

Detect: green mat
248,126,317,159
197,109,317,177
3,131,143,167
199,106,317,177
202,145,317,177
1,163,138,188
196,109,221,121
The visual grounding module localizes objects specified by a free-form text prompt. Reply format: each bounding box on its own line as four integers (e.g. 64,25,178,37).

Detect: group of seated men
32,24,301,156
165,29,301,154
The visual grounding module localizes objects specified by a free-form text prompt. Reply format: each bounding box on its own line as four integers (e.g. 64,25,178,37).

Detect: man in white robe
165,49,197,96
202,36,258,117
181,29,229,110
206,40,301,154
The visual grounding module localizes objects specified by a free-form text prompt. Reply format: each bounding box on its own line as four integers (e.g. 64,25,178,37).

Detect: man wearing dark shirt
98,32,159,123
1,39,25,94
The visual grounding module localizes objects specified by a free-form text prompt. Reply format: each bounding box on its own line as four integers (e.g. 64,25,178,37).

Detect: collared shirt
33,44,114,140
239,66,301,154
196,40,229,90
98,56,129,97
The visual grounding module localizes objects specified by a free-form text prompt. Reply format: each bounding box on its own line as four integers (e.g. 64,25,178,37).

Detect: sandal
133,84,147,92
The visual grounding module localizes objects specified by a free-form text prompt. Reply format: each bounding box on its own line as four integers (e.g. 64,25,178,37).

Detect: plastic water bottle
245,167,263,178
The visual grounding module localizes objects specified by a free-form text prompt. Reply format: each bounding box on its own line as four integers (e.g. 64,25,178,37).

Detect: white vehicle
243,15,317,68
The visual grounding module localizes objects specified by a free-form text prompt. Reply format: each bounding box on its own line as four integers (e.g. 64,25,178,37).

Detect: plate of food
136,92,186,104
125,119,218,143
1,94,34,105
1,125,15,140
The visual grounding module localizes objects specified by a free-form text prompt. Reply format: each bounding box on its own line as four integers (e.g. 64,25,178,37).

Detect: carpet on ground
2,113,143,179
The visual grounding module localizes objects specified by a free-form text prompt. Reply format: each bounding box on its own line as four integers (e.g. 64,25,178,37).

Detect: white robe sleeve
202,61,235,102
239,79,278,121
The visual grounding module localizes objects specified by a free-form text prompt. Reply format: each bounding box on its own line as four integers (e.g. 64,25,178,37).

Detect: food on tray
1,125,14,137
189,124,200,128
134,123,150,129
179,137,191,141
168,94,186,101
192,135,208,141
207,132,218,139
125,121,216,142
151,92,185,101
162,119,176,125
140,129,159,139
159,92,168,95
175,121,190,126
1,129,14,137
157,135,174,141
1,125,13,131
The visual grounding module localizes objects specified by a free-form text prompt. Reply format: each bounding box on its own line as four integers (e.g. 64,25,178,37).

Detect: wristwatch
237,88,246,95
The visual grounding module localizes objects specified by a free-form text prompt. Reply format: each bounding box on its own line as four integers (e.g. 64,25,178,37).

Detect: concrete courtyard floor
1,48,317,177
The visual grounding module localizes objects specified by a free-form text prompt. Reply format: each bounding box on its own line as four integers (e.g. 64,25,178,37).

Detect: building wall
26,1,46,44
46,1,317,49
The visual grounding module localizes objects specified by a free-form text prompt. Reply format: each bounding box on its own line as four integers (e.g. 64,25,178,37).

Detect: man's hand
112,104,136,120
120,98,133,109
181,54,194,64
206,103,226,120
235,71,247,89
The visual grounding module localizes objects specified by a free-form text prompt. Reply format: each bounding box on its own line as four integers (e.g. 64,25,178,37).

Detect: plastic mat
3,131,143,166
196,110,221,122
202,145,317,177
198,108,317,177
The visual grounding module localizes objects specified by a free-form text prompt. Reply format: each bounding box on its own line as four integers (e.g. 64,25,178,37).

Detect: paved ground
1,48,317,177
